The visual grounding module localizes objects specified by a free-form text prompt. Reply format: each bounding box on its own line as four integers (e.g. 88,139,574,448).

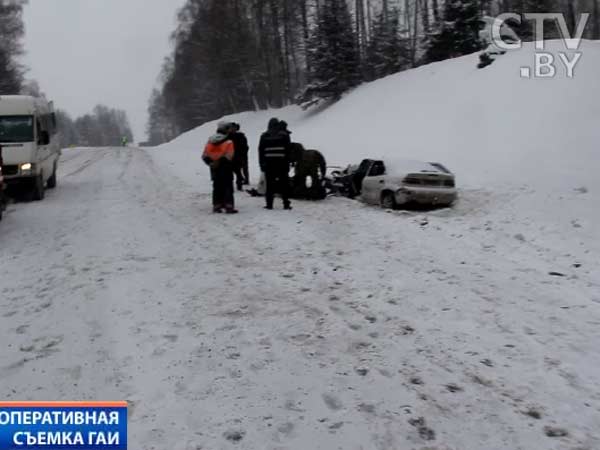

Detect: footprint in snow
163,334,179,343
328,422,344,432
523,407,543,420
223,430,245,443
322,393,343,411
445,383,464,393
544,426,569,437
399,325,416,335
410,376,425,385
276,422,295,436
408,417,436,441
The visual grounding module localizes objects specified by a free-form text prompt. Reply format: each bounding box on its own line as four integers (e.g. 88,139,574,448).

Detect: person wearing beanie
202,122,238,214
258,118,293,210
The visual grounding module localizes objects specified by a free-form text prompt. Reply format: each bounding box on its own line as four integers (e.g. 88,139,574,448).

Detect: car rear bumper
395,187,457,206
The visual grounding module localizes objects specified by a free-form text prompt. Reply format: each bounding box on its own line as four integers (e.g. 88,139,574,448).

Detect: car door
359,161,375,203
361,161,386,204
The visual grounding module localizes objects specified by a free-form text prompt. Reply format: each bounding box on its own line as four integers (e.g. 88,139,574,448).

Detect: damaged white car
359,158,457,209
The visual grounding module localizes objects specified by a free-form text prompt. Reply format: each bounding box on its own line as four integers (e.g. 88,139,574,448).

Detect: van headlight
20,163,33,174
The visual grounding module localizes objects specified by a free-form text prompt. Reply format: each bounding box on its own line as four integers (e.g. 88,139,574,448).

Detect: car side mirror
39,130,50,146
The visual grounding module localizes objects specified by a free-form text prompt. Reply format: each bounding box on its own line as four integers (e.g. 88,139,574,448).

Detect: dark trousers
234,164,244,190
211,162,234,210
234,156,249,189
265,168,291,208
241,158,249,185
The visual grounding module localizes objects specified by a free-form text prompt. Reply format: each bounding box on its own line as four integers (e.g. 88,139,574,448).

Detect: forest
1,0,598,146
146,0,600,145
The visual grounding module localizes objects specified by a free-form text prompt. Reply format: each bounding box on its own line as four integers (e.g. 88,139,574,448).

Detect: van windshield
0,115,34,143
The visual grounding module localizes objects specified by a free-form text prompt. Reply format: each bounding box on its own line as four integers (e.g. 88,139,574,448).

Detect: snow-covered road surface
1,146,599,450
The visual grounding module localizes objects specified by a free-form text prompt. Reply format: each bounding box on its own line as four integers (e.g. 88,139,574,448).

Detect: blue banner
0,402,127,450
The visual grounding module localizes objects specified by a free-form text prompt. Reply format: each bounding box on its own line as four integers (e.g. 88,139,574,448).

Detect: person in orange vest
202,122,238,214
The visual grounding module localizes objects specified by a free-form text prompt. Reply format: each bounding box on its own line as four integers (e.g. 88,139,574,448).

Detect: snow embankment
153,40,599,258
157,41,599,188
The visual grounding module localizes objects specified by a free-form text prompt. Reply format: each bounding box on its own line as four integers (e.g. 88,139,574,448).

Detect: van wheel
32,174,45,201
381,191,396,210
47,164,57,189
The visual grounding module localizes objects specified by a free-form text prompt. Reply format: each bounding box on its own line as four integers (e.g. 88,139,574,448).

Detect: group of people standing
202,118,293,213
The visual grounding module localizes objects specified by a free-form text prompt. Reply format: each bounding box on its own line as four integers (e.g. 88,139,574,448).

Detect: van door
35,117,52,181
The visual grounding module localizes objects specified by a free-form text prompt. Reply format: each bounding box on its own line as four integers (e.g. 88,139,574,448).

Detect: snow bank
156,40,600,190
153,40,600,254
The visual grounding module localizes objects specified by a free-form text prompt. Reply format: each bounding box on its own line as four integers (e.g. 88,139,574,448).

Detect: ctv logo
492,13,589,78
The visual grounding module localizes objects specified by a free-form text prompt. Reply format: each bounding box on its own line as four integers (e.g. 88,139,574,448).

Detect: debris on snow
543,426,569,438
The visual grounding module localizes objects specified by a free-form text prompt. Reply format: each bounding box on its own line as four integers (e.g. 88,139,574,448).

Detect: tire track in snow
62,147,110,178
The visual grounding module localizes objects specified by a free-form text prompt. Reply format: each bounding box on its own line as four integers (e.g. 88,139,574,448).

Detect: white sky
22,0,187,142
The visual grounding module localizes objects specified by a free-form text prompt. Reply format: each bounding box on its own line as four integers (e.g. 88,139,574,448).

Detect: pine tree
147,88,176,146
424,0,483,63
518,0,559,40
299,0,361,106
365,7,408,81
0,0,26,94
55,110,80,148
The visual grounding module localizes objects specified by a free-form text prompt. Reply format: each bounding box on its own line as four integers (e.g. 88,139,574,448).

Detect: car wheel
47,164,57,189
32,174,45,201
381,191,396,210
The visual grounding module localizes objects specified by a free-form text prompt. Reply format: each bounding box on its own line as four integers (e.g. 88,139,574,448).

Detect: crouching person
203,122,238,214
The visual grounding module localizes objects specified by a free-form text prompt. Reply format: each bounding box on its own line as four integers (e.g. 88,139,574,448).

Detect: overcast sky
23,0,187,142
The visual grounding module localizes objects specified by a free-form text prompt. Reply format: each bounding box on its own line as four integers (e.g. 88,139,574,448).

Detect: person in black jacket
230,123,250,191
0,145,6,220
258,118,292,210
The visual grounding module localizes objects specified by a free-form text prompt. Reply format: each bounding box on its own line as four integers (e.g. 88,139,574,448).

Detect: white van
0,95,61,200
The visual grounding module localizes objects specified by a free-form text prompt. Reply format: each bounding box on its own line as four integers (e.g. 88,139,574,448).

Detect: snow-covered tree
519,0,559,40
299,0,361,106
366,6,409,81
424,0,483,63
55,110,80,148
0,0,26,94
72,107,133,147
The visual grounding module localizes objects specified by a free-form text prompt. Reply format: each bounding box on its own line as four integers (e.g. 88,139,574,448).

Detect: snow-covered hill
158,40,599,190
155,40,600,262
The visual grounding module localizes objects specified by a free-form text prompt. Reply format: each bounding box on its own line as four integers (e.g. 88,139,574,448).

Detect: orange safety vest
203,140,234,162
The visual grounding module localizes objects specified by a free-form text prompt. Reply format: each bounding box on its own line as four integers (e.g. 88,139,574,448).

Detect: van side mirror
39,130,50,146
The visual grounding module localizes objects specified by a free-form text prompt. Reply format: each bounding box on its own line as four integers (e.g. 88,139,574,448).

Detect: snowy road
1,147,599,450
